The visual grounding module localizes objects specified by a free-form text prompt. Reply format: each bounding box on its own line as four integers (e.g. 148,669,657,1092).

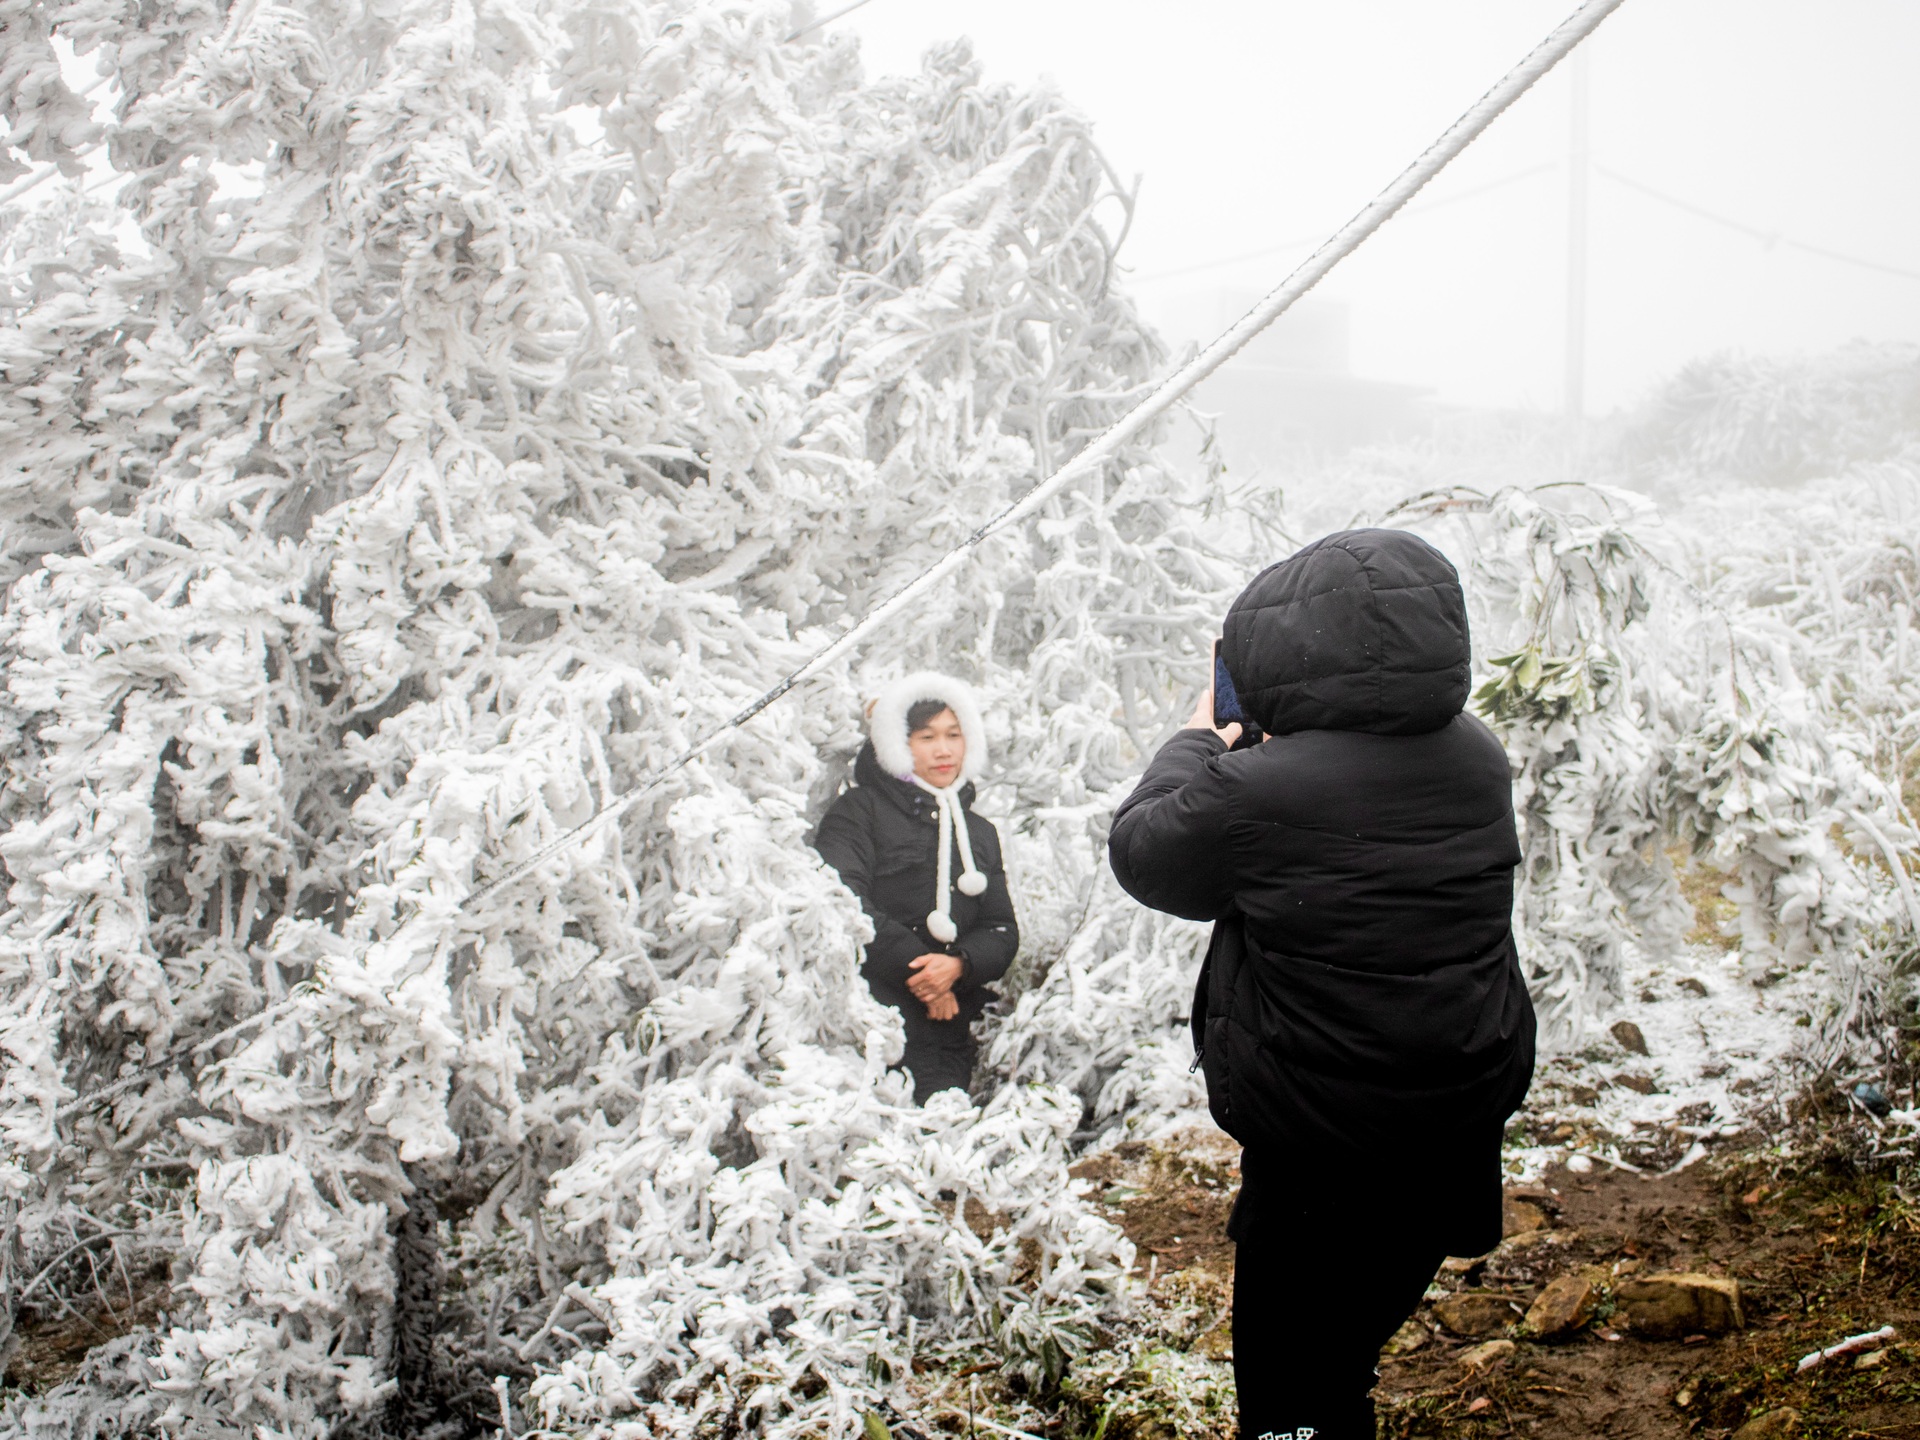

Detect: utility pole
1564,46,1590,426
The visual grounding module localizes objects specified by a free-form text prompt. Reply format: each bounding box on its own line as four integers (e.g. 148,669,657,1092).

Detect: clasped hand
908,952,963,1021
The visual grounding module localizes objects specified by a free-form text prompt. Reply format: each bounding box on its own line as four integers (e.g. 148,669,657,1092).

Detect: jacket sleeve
812,793,927,987
954,834,1018,992
1107,728,1239,922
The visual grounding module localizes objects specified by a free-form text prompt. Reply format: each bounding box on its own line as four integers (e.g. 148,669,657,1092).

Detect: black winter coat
1108,529,1534,1253
813,743,1019,1019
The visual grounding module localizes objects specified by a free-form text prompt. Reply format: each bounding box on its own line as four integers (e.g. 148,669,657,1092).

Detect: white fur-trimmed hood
867,671,988,783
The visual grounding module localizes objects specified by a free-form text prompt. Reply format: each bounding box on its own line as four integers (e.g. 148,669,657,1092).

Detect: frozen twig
931,1412,1049,1440
516,1290,573,1361
15,1230,138,1306
493,1375,514,1437
1796,1324,1897,1371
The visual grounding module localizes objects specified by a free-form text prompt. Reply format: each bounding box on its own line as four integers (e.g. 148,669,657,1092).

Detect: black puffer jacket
1108,529,1533,1252
813,743,1019,1018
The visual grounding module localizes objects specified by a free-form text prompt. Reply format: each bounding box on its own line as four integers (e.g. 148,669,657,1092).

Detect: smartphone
1212,639,1248,728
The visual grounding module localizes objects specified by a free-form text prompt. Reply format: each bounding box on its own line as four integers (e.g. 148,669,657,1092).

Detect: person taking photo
1108,529,1535,1439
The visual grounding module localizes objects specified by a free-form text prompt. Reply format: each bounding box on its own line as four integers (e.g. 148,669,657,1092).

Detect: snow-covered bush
0,0,1236,1432
1625,343,1920,486
1652,464,1920,1058
1351,459,1920,1051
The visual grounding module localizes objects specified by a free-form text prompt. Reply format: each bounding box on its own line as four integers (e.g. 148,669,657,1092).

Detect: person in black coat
1108,529,1534,1439
813,672,1019,1102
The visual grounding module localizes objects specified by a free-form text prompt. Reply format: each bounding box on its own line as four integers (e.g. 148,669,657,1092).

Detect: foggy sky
846,1,1920,416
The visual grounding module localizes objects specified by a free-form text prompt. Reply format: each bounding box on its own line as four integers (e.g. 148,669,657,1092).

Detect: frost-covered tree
0,1,1237,1432
1625,342,1920,487
1348,465,1920,1051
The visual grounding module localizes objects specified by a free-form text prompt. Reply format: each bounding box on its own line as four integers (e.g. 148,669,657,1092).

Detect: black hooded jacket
813,743,1019,1018
1108,529,1533,1252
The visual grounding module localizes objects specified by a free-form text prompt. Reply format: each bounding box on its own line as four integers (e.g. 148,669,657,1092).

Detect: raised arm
1108,728,1240,922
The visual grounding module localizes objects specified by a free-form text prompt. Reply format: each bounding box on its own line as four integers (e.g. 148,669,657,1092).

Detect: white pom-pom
957,870,987,897
926,912,958,943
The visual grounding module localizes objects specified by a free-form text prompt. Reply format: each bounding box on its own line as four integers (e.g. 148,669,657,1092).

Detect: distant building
1152,292,1431,465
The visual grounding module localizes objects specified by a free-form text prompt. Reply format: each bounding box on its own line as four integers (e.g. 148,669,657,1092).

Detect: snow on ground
1070,934,1851,1191
1508,942,1840,1182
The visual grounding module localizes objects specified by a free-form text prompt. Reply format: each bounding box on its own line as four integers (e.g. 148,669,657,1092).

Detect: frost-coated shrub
1367,466,1920,1050
0,1,1236,1432
1626,342,1920,486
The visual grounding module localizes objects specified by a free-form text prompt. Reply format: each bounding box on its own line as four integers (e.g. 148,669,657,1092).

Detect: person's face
909,709,966,788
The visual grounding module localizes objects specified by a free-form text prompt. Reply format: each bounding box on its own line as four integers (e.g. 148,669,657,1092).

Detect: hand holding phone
1187,642,1245,743
1212,639,1248,729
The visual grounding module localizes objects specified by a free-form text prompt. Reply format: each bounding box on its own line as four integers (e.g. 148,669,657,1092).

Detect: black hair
906,698,955,734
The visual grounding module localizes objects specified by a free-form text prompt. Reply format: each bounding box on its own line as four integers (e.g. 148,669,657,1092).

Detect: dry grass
1668,843,1740,951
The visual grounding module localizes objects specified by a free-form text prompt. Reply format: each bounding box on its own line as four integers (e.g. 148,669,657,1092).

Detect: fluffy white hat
868,671,989,783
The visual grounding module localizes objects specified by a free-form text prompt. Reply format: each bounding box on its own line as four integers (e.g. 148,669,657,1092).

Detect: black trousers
1230,1170,1446,1438
898,1004,975,1103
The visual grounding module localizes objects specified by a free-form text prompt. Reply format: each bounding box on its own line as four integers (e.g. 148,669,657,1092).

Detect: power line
439,0,1628,923
1595,163,1920,283
1137,159,1920,293
1131,162,1556,286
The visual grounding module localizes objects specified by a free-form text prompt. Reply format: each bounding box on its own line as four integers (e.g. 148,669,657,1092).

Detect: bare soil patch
1068,1128,1239,1282
1,1265,169,1394
900,1130,1920,1439
1378,1159,1920,1438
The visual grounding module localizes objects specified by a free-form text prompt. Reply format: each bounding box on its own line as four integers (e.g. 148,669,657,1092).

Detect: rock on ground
1614,1271,1744,1339
1459,1338,1516,1372
1432,1291,1524,1336
1730,1408,1801,1439
1524,1273,1596,1339
1610,1019,1650,1056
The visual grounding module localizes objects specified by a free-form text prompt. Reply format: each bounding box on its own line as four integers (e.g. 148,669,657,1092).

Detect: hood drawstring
911,776,987,943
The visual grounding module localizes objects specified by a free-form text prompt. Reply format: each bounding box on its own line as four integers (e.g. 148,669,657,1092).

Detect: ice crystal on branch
1371,465,1918,1052
0,1,1229,1432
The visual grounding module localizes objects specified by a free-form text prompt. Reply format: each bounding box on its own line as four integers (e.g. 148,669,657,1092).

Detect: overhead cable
1596,163,1920,283
445,0,1631,922
1134,161,1557,286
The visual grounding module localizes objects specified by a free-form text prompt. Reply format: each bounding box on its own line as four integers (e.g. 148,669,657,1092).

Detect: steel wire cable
1133,160,1558,286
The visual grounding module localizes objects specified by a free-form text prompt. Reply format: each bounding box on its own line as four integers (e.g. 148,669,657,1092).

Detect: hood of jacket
867,671,989,784
852,740,976,812
1221,528,1470,737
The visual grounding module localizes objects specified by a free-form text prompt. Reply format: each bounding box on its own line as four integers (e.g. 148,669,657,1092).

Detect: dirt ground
1373,1157,1920,1439
8,1129,1917,1439
900,1127,1920,1439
